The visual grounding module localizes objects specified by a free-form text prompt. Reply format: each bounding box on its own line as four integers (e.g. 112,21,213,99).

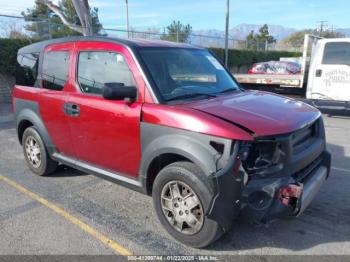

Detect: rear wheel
152,161,224,248
22,127,58,176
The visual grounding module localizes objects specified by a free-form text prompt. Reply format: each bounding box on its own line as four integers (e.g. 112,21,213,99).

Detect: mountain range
193,23,350,41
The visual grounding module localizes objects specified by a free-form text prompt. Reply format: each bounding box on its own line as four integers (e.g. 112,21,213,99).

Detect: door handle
64,103,80,117
315,69,322,77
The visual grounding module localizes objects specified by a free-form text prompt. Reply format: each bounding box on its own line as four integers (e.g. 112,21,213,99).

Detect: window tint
77,51,136,95
322,42,350,65
15,53,39,87
42,51,70,90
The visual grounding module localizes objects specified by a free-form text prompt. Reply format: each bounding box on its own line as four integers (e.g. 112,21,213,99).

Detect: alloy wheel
25,136,41,169
160,180,204,235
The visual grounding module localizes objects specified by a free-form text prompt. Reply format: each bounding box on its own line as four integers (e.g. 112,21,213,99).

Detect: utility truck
234,34,350,112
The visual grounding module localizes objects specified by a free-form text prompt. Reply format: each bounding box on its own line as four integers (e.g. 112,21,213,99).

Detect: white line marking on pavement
332,166,350,173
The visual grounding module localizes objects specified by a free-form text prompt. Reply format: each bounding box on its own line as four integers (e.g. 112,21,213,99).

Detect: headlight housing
241,141,284,175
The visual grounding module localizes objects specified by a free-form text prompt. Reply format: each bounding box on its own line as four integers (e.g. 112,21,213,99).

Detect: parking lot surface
0,111,349,255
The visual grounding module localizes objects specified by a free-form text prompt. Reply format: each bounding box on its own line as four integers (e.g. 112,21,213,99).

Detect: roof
319,38,350,43
18,36,202,54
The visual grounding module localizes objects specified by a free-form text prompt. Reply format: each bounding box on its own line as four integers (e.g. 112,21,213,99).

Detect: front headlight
241,141,284,174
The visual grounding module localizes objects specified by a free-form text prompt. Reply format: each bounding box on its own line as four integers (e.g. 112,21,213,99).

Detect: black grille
292,155,323,182
291,121,318,155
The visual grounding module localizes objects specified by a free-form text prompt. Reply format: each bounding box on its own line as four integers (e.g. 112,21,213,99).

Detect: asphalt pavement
0,104,349,256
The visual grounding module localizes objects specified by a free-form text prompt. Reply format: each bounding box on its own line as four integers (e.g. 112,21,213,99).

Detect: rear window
15,53,39,87
42,51,70,91
322,42,350,65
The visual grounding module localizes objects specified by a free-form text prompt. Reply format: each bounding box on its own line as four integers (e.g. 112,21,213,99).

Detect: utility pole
317,20,328,36
125,0,130,38
47,9,52,39
224,0,230,67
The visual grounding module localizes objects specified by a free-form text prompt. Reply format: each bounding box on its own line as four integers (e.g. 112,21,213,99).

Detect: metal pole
224,0,230,67
47,9,52,39
125,0,130,38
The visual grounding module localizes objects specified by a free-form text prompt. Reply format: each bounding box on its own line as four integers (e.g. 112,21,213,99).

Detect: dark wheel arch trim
15,98,56,155
139,122,244,231
138,123,234,192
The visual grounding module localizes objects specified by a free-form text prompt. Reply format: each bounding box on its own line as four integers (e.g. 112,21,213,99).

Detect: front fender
139,122,233,179
140,122,244,230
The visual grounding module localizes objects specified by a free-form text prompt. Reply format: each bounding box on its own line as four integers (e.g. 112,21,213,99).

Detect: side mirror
102,83,137,101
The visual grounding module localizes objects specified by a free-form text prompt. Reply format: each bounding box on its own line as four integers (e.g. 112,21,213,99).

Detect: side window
15,53,39,87
322,42,350,65
42,51,70,91
77,51,136,95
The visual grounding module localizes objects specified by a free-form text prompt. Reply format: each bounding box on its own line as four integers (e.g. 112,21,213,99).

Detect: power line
0,14,23,19
316,20,328,33
0,13,245,42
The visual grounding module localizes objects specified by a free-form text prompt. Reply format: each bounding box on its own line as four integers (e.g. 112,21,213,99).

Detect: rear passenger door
66,42,143,177
39,43,75,157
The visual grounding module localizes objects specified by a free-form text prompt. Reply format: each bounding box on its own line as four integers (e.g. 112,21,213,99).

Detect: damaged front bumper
240,150,331,222
206,152,245,232
206,149,331,231
206,117,331,229
206,150,331,233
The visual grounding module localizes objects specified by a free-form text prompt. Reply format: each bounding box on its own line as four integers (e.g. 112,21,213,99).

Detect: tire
152,161,224,248
22,127,58,176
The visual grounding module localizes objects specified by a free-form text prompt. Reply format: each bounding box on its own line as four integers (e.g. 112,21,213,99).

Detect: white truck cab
307,38,350,102
234,35,350,112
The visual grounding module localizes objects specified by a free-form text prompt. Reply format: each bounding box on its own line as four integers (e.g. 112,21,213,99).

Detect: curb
0,114,14,123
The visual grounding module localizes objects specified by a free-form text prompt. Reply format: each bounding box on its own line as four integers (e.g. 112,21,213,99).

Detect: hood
181,91,320,137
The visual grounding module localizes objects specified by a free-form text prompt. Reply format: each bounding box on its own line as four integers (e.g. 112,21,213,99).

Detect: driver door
66,42,144,177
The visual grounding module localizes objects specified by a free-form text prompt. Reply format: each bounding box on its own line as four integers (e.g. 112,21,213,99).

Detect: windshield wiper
216,88,238,95
166,93,217,102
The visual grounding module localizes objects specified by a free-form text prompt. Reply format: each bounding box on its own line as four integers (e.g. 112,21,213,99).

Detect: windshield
138,48,240,103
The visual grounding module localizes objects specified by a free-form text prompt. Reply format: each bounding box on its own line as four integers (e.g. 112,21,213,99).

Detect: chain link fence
0,14,303,52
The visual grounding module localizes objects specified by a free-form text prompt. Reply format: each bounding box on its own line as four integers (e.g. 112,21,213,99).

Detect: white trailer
234,34,350,112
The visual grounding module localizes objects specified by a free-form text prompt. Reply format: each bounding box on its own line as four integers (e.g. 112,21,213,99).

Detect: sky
0,0,349,31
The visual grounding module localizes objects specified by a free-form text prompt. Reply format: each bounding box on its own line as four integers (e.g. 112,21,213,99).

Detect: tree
22,0,102,38
321,30,344,38
9,30,28,39
257,24,276,44
246,30,255,50
281,29,314,47
246,24,276,50
161,21,192,43
132,27,160,40
282,29,345,48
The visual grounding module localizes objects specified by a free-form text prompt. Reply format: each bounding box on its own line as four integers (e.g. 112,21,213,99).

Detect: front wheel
152,161,224,248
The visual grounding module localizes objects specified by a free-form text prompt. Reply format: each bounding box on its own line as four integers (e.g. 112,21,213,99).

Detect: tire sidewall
152,162,222,248
22,127,49,176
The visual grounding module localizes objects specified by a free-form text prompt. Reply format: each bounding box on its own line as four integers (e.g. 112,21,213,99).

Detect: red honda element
13,37,331,247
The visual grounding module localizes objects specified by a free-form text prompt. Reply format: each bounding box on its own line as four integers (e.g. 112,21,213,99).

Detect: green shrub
0,38,34,76
0,38,301,76
209,47,302,69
